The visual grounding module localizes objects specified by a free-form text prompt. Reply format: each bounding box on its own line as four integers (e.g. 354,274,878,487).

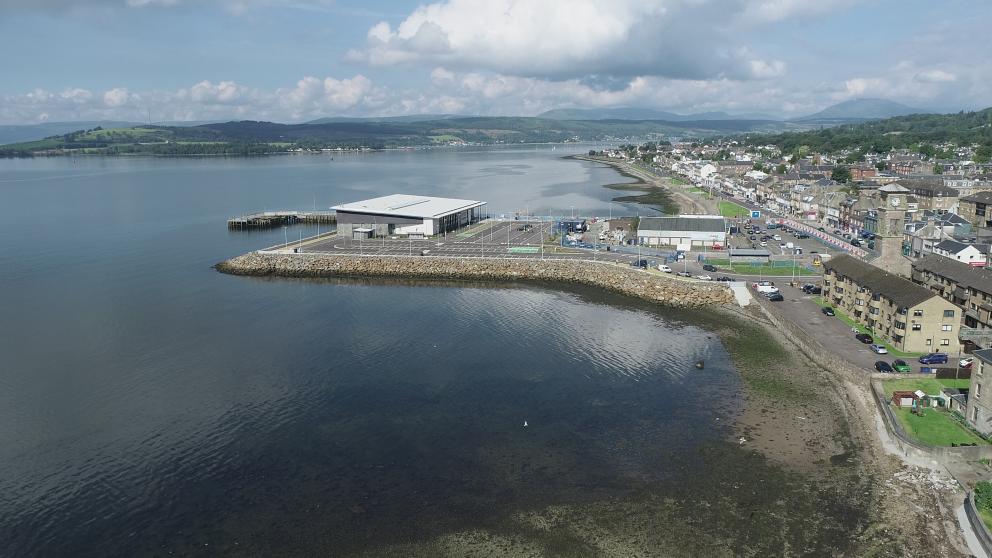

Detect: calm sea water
0,147,743,556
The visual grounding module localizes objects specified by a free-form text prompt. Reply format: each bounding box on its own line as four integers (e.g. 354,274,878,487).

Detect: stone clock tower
875,183,911,276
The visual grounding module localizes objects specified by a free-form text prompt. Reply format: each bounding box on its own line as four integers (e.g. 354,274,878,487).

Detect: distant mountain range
792,98,929,123
537,107,781,122
0,97,961,157
538,98,930,124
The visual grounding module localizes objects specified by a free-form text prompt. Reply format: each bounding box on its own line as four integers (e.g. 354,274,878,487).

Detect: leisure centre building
332,194,486,238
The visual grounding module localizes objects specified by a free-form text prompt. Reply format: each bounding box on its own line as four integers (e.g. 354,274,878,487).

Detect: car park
869,344,888,354
855,333,873,344
919,353,949,365
658,264,672,273
874,361,893,372
892,360,911,373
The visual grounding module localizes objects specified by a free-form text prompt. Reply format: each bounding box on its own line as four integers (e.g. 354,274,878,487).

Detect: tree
875,161,888,171
789,152,800,164
752,162,764,172
588,150,597,156
975,145,992,164
933,163,943,175
775,163,787,174
831,165,852,183
641,153,654,164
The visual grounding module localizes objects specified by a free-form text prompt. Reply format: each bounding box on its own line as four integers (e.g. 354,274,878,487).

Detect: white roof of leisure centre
331,194,485,219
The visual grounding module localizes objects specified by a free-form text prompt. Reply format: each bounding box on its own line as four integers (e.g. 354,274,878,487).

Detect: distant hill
1,115,808,156
0,120,141,144
753,107,992,155
538,107,781,122
305,114,465,124
793,98,928,123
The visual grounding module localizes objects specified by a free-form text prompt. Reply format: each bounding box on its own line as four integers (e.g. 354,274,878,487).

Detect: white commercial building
636,215,727,248
332,194,486,237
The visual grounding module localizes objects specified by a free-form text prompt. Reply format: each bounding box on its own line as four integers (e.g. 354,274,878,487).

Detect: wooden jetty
227,211,337,229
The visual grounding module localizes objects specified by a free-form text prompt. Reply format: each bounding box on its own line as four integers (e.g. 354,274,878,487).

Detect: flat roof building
332,194,486,237
637,215,727,248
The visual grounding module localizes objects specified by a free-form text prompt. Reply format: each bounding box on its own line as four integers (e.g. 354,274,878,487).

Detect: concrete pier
227,211,336,229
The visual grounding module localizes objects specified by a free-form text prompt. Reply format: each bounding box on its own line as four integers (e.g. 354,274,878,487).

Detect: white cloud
103,88,133,107
915,69,957,83
350,0,790,82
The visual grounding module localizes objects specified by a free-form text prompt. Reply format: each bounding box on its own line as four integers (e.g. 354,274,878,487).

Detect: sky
0,0,989,125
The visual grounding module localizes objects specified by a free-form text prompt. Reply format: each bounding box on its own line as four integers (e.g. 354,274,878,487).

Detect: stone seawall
216,252,735,308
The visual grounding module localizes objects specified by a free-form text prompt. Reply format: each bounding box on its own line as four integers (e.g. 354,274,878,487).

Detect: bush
975,481,992,512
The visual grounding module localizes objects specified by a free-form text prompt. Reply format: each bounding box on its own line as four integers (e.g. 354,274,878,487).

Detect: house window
869,307,879,315
941,339,950,346
856,299,865,306
979,383,983,398
913,310,924,317
912,324,922,331
942,325,952,331
976,407,981,422
926,339,932,346
944,309,956,318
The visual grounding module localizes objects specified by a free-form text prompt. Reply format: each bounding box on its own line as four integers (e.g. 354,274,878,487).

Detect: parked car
772,235,782,241
696,274,713,281
961,357,975,369
855,333,873,344
869,344,888,354
892,360,912,373
874,361,893,372
658,264,673,273
632,259,648,268
702,264,718,272
821,306,835,316
676,271,692,277
716,276,735,282
766,292,785,301
850,239,862,247
918,353,949,365
760,241,767,247
749,235,756,240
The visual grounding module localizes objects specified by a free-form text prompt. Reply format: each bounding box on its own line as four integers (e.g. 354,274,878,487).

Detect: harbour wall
216,252,736,308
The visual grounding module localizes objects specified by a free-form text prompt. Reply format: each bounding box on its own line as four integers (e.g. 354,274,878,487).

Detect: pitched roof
913,254,992,294
824,254,938,309
638,216,726,233
962,191,992,204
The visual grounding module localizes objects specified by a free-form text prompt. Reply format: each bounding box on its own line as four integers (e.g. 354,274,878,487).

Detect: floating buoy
523,421,528,427
695,361,705,369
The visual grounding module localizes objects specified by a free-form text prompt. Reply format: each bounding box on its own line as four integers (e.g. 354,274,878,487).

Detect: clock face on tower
890,196,900,207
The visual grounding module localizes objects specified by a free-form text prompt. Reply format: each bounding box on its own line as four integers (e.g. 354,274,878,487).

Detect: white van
658,264,672,273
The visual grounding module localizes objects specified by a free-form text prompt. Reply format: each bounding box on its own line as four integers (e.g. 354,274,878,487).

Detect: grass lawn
891,407,987,446
882,378,971,397
704,258,817,277
811,297,922,358
718,200,750,218
671,177,686,186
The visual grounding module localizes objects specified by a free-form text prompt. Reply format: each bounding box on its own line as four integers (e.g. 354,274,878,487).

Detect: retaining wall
965,492,992,558
215,252,736,308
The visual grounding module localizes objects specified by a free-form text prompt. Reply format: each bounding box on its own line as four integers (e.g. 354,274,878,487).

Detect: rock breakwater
216,252,736,308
